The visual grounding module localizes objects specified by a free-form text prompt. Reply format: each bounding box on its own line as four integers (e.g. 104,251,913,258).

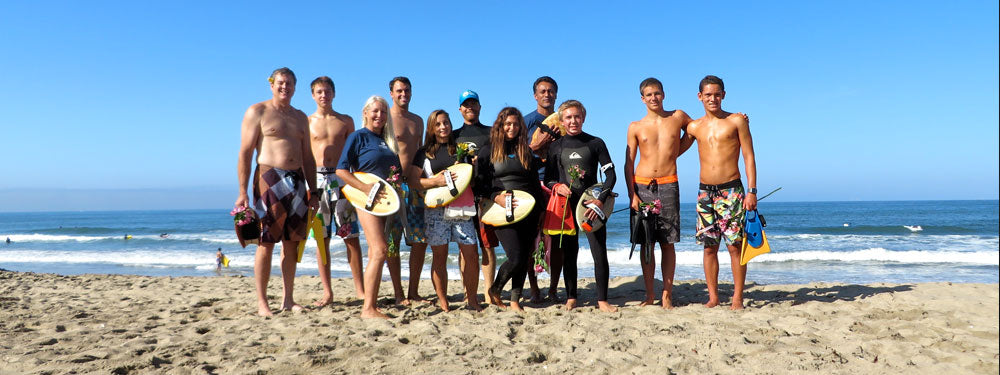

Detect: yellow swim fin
740,229,771,266
296,209,329,265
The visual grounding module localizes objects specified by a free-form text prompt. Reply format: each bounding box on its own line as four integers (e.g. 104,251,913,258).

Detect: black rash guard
543,131,616,302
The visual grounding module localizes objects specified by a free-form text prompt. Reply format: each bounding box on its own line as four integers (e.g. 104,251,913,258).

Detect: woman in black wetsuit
475,107,544,312
544,100,618,312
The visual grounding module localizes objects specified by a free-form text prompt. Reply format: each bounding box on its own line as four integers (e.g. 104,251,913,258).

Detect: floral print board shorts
695,179,746,247
633,180,681,244
316,168,360,239
401,182,427,245
425,207,477,246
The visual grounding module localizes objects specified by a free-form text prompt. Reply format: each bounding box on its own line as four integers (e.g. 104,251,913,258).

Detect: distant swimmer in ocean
686,75,758,310
216,248,224,271
124,234,132,240
5,237,10,244
160,233,168,238
235,67,320,317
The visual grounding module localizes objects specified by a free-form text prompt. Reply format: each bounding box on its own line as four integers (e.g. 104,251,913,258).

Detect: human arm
624,123,638,210
529,127,554,154
299,112,319,209
737,116,757,211
235,105,262,208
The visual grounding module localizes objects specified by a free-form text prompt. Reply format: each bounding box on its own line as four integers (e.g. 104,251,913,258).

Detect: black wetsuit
474,140,544,302
544,131,616,301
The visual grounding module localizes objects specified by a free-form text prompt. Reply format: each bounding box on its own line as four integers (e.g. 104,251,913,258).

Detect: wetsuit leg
585,225,610,301
491,209,542,302
560,232,580,300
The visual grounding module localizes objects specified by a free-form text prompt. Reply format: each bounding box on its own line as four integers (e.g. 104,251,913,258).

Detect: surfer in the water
544,100,617,312
686,75,758,310
235,67,319,317
625,77,694,309
308,75,365,305
475,107,544,312
388,77,429,305
336,95,402,319
409,109,483,312
216,248,224,271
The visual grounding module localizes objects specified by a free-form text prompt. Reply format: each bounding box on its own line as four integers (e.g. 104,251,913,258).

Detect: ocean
1,200,997,285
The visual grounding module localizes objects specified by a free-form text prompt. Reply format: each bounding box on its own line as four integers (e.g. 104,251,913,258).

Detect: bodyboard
423,163,473,208
575,183,615,233
541,184,575,236
481,190,536,227
341,172,400,217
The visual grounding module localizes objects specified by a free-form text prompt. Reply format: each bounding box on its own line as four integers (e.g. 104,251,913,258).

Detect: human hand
554,184,571,197
235,194,249,209
630,195,639,211
494,192,516,208
736,112,750,124
435,171,456,187
744,193,757,211
584,199,603,221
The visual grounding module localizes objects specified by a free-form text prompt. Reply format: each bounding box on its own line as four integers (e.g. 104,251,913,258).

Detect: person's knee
703,246,720,256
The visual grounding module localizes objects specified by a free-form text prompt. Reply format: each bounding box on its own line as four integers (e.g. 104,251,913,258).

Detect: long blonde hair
489,107,531,169
361,95,398,154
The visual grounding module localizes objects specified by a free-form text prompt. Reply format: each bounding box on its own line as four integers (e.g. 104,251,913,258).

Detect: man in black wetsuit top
453,90,498,300
544,99,618,312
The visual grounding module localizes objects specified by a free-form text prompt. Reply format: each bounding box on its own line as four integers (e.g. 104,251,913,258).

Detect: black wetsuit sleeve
473,146,495,200
595,138,616,201
544,139,560,189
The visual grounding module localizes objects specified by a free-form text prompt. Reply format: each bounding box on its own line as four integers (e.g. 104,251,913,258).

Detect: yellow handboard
341,172,401,217
481,190,536,227
296,209,329,265
740,230,771,266
423,163,473,208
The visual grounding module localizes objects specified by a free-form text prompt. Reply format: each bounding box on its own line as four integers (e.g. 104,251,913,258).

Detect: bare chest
261,112,303,140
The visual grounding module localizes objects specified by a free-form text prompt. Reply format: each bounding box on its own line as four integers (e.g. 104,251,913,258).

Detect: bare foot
597,301,618,312
466,300,484,312
704,298,720,308
312,297,333,307
257,303,273,317
529,290,543,304
438,299,450,312
509,301,525,312
280,303,304,312
547,291,562,303
360,307,389,319
639,297,656,307
730,298,744,310
408,294,429,304
395,296,411,306
562,299,577,311
661,291,674,310
487,289,506,308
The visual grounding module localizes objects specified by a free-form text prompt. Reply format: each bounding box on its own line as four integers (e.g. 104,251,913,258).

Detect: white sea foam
597,245,999,266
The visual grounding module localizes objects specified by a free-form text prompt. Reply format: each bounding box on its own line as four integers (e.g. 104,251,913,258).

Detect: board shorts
695,179,746,247
400,182,427,245
254,164,309,244
316,167,359,239
425,207,477,246
633,176,681,244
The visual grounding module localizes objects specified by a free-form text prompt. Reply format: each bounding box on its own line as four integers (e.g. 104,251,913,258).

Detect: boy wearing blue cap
453,90,498,300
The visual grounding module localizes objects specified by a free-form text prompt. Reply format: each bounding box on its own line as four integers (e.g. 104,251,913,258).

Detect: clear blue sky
1,1,997,211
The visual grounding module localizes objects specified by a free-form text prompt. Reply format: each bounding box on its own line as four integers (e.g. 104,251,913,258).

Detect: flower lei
638,199,662,215
385,165,403,257
230,205,255,226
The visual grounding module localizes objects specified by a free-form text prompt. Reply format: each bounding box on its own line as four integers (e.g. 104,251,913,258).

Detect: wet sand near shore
1,270,997,374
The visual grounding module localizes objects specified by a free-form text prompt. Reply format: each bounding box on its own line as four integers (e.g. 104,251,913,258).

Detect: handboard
481,190,535,227
296,209,329,264
575,183,616,233
341,172,401,217
424,163,473,208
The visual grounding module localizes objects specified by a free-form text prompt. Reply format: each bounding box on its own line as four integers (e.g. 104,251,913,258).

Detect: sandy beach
1,269,996,374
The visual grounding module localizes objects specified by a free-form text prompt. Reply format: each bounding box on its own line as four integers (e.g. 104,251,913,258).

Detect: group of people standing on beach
235,68,757,318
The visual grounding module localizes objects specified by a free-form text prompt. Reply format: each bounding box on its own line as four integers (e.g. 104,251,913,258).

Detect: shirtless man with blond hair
625,77,693,309
388,76,428,304
236,67,319,316
686,75,757,310
308,76,365,305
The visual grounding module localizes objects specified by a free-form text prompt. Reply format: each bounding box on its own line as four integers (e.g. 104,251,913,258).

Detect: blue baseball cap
459,90,479,106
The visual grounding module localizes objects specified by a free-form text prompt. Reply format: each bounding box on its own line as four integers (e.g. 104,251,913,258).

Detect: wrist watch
748,187,758,194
